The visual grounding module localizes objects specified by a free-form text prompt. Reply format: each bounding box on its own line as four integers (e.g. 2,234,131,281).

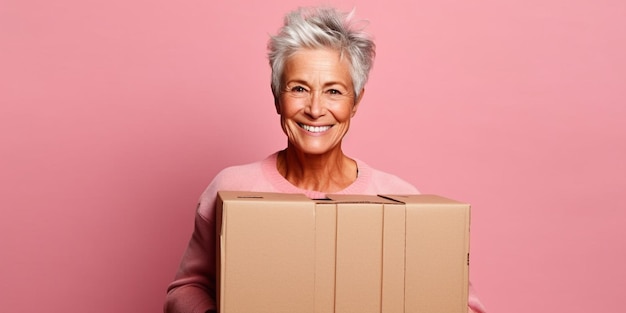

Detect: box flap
217,190,316,313
388,193,470,312
218,190,312,202
324,194,400,204
381,194,466,205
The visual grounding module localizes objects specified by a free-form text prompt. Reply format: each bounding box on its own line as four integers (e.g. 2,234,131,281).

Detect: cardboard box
216,191,470,313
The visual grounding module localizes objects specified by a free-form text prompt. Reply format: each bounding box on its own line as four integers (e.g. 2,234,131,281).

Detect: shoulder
354,158,419,195
213,161,264,184
369,168,420,194
196,154,275,219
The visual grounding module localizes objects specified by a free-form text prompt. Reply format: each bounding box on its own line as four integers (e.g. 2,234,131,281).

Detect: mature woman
165,7,486,313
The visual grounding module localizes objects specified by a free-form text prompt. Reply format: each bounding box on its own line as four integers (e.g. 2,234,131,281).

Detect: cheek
333,103,356,121
278,102,297,130
279,98,308,119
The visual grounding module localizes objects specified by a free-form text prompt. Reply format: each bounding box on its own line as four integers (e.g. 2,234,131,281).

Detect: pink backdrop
1,0,625,312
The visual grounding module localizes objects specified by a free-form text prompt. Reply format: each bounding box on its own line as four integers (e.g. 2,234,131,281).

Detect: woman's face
276,48,363,156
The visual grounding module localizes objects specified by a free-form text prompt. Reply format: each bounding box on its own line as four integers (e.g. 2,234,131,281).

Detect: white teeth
300,124,331,133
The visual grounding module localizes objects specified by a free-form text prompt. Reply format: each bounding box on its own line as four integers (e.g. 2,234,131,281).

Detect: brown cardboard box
216,191,470,313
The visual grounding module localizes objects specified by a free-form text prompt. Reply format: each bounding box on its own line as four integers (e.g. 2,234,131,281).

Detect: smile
298,123,332,133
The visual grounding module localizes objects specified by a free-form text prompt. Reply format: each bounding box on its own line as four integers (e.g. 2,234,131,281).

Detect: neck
277,145,357,193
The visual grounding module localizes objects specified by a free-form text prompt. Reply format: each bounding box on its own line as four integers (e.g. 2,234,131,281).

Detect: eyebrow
285,79,349,90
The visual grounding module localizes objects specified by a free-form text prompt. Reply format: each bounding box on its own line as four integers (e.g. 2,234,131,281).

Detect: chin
292,144,340,156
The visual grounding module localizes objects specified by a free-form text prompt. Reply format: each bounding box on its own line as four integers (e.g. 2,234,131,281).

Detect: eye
327,89,342,95
291,86,307,93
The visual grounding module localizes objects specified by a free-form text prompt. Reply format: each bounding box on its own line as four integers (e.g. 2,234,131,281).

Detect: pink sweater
165,152,486,313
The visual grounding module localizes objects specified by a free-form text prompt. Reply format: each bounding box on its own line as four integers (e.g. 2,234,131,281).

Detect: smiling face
276,48,363,156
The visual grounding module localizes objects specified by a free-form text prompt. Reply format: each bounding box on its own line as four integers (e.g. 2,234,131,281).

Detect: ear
274,98,281,114
351,88,365,117
272,84,281,114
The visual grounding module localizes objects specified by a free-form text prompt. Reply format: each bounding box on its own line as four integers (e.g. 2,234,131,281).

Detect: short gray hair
268,7,376,99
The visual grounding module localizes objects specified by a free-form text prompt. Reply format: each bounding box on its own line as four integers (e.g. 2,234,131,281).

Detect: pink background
1,0,625,312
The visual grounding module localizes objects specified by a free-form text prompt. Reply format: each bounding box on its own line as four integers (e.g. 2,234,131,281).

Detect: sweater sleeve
164,162,268,313
164,174,223,313
469,282,488,313
164,212,217,313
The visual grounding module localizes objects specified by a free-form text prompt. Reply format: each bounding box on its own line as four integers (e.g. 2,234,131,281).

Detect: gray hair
268,7,376,100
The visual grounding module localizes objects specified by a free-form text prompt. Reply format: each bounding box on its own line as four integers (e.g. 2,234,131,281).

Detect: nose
304,92,325,119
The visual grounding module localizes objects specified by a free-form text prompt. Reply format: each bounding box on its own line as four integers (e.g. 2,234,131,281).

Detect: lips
298,123,332,133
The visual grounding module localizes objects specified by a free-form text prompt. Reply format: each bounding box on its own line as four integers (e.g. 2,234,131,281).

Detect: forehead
283,48,352,83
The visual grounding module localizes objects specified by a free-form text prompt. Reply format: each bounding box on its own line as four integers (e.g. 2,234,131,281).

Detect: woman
165,7,486,313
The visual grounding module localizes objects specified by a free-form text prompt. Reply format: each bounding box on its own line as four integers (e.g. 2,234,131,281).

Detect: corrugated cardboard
314,203,336,313
387,194,470,313
334,202,383,313
381,201,406,313
216,191,470,313
216,191,316,313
